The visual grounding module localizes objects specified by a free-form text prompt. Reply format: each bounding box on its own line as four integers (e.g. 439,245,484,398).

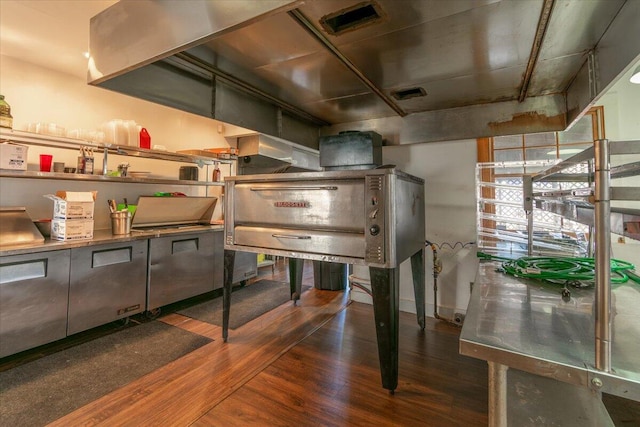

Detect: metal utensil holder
110,210,131,235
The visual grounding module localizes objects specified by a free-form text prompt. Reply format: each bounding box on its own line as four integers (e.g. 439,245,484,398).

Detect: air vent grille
391,87,427,101
320,1,385,36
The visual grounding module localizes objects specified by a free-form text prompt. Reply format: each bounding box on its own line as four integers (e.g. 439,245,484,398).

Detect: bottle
139,127,151,149
0,95,13,129
212,164,221,182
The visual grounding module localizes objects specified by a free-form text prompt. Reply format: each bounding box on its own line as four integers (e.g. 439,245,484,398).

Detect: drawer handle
0,259,47,284
250,186,338,191
272,234,312,240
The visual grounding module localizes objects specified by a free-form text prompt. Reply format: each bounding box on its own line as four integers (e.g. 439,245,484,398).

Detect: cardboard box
0,142,28,170
51,219,94,241
46,191,97,219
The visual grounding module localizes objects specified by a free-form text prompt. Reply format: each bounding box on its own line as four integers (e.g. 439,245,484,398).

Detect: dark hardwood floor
41,258,489,426
4,257,639,425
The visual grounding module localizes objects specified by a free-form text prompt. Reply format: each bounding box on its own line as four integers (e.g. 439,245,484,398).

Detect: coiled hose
477,252,640,286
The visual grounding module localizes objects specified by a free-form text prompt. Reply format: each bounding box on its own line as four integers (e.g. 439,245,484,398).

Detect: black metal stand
411,248,426,330
222,250,235,343
288,258,304,304
222,249,426,394
369,248,425,393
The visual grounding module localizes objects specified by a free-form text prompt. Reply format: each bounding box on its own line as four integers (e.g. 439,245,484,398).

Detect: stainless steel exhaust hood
89,1,640,145
236,134,320,173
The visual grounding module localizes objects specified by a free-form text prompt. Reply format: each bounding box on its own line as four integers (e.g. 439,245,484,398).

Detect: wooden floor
43,258,489,426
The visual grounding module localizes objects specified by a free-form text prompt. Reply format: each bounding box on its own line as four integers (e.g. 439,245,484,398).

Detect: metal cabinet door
148,232,215,310
0,250,70,357
68,240,147,335
233,251,257,284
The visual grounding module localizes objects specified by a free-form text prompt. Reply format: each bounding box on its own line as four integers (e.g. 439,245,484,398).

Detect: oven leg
411,248,426,330
222,250,236,343
369,266,400,393
288,258,304,305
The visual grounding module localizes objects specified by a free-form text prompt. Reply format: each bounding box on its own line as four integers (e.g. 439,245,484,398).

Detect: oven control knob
369,224,380,236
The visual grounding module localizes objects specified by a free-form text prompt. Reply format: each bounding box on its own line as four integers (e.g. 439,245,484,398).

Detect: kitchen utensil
108,199,117,213
118,163,129,177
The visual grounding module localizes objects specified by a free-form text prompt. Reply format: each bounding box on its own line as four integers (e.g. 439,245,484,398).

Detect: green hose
477,252,640,286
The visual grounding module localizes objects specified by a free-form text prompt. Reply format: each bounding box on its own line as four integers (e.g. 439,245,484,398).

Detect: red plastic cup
39,154,53,172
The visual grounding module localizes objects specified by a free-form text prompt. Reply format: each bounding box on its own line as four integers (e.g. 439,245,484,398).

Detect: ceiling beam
518,0,556,102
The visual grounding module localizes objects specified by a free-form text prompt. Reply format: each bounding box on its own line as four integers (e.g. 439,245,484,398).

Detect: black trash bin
313,261,348,290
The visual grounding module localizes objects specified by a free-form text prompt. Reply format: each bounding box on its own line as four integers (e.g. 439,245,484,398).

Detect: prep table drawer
233,226,364,258
0,250,71,357
68,240,147,335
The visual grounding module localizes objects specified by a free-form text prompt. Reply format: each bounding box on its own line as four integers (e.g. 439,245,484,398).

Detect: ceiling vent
320,1,385,36
391,87,427,100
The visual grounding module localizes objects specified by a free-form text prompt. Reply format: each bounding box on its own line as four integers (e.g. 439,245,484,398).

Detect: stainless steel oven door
234,226,364,258
232,179,365,232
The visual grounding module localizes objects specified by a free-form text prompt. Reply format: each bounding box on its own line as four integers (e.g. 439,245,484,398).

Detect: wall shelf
0,129,235,167
0,129,236,186
0,170,225,186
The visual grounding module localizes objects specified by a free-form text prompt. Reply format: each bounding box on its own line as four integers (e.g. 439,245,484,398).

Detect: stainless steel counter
0,225,224,257
460,261,640,425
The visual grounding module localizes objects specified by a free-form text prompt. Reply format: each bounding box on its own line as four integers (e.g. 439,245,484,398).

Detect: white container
0,142,28,170
51,219,94,241
46,191,96,219
124,120,138,147
102,119,130,145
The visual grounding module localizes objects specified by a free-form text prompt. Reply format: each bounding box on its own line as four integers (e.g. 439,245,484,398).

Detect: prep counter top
460,260,640,425
0,225,224,256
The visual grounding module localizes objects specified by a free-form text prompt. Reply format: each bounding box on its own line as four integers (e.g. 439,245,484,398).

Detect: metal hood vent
89,1,640,145
237,133,320,174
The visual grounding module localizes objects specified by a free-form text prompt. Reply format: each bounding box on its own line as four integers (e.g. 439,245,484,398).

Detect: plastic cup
39,154,53,172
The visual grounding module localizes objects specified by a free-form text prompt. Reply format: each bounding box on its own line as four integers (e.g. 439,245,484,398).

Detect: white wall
0,55,250,228
0,55,249,150
595,64,640,141
351,140,479,319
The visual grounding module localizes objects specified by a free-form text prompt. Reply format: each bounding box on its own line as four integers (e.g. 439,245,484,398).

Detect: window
476,107,603,257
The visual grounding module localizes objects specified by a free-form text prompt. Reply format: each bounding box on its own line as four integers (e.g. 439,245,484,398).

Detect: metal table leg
488,361,508,427
369,266,400,393
222,250,235,342
410,248,426,330
288,258,304,304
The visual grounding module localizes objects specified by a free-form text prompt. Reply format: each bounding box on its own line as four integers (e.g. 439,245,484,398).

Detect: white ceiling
0,0,117,79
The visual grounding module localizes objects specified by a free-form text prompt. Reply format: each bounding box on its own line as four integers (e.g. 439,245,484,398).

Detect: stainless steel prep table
460,261,640,426
0,225,224,257
0,226,225,356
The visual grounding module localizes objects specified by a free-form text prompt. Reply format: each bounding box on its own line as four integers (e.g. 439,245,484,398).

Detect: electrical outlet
454,312,466,325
